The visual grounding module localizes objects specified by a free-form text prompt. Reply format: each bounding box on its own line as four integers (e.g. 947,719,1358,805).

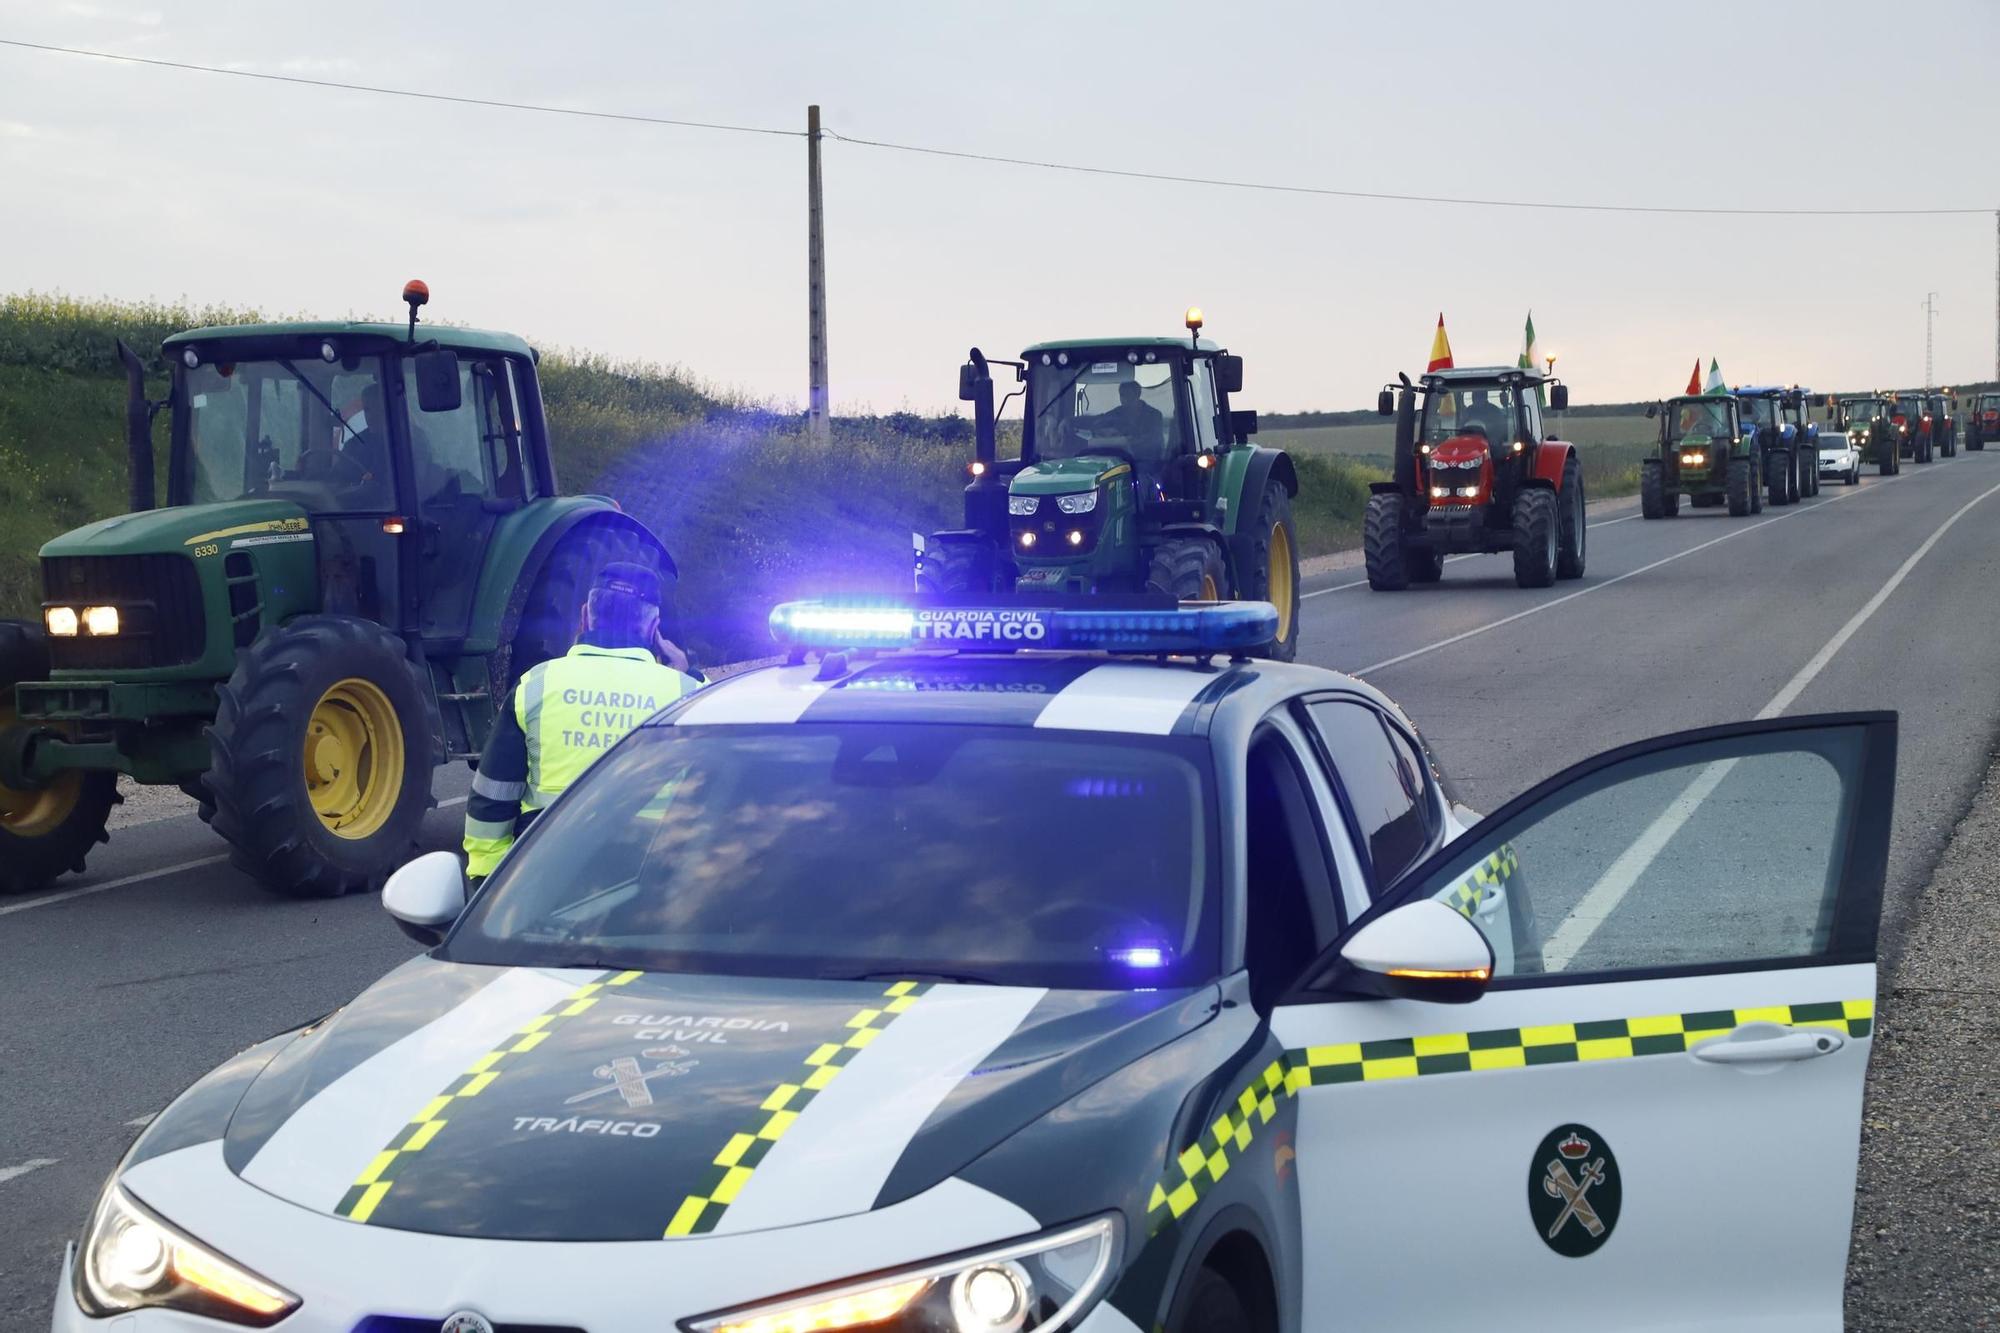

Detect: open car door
1274,713,1893,1331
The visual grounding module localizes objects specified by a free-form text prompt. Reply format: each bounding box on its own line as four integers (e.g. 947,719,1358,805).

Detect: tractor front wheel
1765,450,1793,506
1237,480,1301,660
205,617,437,899
916,540,991,598
1363,493,1413,591
1556,456,1586,580
1512,489,1558,589
1146,537,1230,604
1640,462,1665,520
0,688,117,895
1727,458,1754,517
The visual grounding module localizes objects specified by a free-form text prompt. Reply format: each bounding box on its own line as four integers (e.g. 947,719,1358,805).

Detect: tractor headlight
75,1185,298,1326
1008,495,1039,516
687,1215,1119,1333
83,605,120,636
45,606,79,637
1055,491,1098,515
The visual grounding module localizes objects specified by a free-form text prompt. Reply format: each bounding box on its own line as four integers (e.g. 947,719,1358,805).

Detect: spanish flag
1427,314,1454,373
1685,360,1702,396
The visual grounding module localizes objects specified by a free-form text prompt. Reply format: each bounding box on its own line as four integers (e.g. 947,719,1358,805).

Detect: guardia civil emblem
1526,1123,1621,1256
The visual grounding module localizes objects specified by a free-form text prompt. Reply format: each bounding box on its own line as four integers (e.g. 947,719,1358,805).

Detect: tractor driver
1460,388,1513,458
462,562,703,882
1098,380,1168,459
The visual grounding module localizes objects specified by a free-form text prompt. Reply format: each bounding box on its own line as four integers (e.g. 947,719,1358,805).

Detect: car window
451,724,1221,991
1242,722,1346,1008
1303,699,1431,890
1417,725,1872,979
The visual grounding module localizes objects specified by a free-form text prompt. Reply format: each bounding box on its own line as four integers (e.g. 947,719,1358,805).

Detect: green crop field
1263,414,1659,502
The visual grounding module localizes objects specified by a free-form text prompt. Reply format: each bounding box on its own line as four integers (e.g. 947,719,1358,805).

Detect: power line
0,38,802,139
820,129,1993,218
5,36,1994,217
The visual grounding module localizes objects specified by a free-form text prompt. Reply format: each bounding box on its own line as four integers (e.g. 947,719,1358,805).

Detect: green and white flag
1520,311,1546,405
1704,357,1728,396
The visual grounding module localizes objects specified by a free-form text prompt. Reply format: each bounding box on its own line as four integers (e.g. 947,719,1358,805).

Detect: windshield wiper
275,358,363,446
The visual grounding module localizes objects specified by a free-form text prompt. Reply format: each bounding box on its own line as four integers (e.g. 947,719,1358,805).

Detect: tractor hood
40,499,310,560
1011,457,1131,495
143,957,1205,1242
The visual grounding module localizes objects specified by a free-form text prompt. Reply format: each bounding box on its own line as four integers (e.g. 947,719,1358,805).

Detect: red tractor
1364,366,1583,590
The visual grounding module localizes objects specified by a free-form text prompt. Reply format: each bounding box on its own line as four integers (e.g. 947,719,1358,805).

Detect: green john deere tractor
1640,393,1763,518
0,283,674,898
916,309,1301,659
1829,393,1899,475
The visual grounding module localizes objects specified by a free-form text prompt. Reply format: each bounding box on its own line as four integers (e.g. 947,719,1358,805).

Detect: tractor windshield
1838,399,1881,425
1420,382,1520,447
1739,397,1779,427
178,357,396,511
1668,399,1734,441
1030,354,1184,467
1980,395,2000,412
1893,395,1925,418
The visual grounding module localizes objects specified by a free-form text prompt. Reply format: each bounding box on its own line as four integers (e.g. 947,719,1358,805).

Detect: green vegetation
1263,416,1657,501
0,293,1387,663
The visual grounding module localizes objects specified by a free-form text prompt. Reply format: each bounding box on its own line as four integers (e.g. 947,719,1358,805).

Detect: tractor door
400,353,534,642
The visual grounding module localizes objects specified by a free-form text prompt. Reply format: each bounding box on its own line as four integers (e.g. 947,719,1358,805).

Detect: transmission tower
1924,292,1938,389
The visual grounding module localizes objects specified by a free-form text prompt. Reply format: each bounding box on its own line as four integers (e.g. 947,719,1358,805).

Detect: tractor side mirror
1377,389,1395,416
1213,355,1244,396
1228,409,1258,443
1550,383,1570,412
958,361,988,403
412,349,462,413
1645,402,1658,419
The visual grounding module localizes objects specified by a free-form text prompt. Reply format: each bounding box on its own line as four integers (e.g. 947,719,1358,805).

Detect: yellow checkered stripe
335,969,642,1222
1444,843,1518,919
1145,997,1871,1231
663,980,933,1238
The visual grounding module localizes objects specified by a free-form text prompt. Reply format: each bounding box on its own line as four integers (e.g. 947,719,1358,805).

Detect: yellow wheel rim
1200,573,1220,601
1268,520,1295,643
0,700,82,838
304,678,405,840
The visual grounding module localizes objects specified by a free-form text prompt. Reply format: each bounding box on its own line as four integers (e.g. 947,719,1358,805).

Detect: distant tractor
0,284,674,898
1734,386,1819,504
1928,390,1958,457
919,309,1301,659
1888,390,1936,463
1362,366,1582,590
1641,394,1763,518
1971,392,2000,450
1829,393,1899,476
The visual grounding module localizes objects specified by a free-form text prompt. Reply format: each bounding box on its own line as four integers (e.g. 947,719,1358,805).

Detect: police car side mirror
1332,901,1494,1004
383,850,468,947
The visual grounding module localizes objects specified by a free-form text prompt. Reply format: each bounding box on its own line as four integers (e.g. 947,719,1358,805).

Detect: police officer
462,562,700,880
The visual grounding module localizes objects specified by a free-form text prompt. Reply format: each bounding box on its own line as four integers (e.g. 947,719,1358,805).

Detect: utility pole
1993,211,1998,383
1923,291,1938,389
806,105,830,449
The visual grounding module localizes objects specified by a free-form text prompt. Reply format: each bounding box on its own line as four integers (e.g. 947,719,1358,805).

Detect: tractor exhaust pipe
963,348,997,468
116,339,155,512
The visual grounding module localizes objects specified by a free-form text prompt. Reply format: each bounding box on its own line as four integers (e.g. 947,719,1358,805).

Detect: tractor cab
1832,394,1886,431
919,310,1300,660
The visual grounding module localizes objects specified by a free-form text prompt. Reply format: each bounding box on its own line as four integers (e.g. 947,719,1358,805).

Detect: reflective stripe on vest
514,644,691,809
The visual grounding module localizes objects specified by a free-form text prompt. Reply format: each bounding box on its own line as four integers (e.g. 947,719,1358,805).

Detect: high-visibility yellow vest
516,643,695,809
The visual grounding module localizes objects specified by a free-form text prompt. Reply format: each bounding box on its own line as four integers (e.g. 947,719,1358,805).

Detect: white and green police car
58,600,1893,1332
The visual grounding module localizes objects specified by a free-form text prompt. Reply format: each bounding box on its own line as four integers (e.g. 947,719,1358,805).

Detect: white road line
1543,472,2000,968
0,1158,58,1185
0,792,473,917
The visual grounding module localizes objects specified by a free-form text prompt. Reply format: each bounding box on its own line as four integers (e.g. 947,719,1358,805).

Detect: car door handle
1691,1022,1845,1066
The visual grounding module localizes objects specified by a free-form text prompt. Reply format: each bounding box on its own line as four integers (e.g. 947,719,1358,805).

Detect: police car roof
661,653,1387,740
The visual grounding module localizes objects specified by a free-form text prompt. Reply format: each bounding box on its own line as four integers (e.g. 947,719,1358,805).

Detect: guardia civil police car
59,600,1895,1332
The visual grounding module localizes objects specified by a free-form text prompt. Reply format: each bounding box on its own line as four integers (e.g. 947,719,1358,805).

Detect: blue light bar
768,599,1278,656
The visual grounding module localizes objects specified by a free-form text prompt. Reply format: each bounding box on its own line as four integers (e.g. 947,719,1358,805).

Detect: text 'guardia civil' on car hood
202,957,1205,1241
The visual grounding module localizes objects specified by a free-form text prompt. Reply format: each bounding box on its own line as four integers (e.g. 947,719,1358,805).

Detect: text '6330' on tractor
1363,366,1583,590
0,283,676,899
916,309,1302,660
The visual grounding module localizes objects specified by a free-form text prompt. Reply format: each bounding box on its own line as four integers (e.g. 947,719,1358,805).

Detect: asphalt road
5,452,2000,1326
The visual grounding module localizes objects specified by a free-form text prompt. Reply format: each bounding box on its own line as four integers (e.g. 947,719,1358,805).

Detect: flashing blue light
1106,944,1170,970
769,599,1278,656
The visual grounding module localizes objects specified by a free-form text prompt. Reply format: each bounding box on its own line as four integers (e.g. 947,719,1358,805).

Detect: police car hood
209,957,1204,1241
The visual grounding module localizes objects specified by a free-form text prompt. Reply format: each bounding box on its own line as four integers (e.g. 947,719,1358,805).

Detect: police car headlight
75,1185,298,1326
1008,495,1039,516
1055,490,1098,515
687,1214,1119,1333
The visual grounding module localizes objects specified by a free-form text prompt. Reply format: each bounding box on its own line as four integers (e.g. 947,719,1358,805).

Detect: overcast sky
1,1,1995,413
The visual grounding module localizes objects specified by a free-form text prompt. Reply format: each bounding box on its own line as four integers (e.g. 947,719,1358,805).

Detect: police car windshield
1031,356,1183,464
448,724,1221,991
179,358,396,511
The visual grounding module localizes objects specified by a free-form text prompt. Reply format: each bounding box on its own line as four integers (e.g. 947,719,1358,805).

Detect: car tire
1167,1266,1255,1333
1363,493,1412,592
1727,459,1754,517
1556,455,1586,579
1512,489,1558,589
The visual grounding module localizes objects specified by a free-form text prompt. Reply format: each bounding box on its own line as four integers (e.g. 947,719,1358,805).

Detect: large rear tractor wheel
1640,462,1666,520
1147,537,1230,603
1727,459,1754,517
1237,480,1301,661
915,540,990,597
509,521,672,689
1765,450,1793,506
1512,489,1559,589
0,688,118,895
1363,493,1413,592
205,617,437,899
1556,456,1586,580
